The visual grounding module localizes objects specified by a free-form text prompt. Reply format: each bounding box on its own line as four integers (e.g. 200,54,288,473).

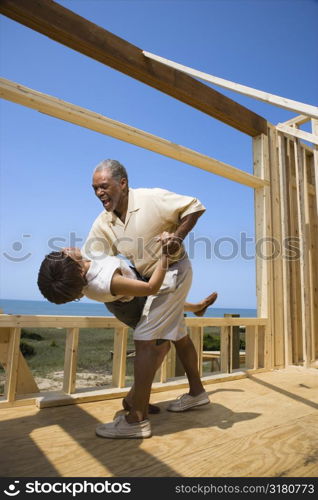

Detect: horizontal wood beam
281,115,310,127
0,0,267,136
276,124,318,146
34,371,250,408
0,78,268,188
0,314,268,328
0,315,123,329
143,51,318,120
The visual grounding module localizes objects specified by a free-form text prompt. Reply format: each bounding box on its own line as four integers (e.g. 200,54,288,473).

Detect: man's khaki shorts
133,256,192,342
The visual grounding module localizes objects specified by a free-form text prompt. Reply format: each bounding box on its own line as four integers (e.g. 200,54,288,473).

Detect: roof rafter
143,51,318,119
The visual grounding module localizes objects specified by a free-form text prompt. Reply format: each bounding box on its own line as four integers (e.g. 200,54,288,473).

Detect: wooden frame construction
0,0,317,408
252,124,318,369
0,315,269,408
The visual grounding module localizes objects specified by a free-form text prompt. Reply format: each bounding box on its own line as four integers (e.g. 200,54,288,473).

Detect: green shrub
203,334,220,351
14,327,119,378
20,340,35,357
21,329,43,341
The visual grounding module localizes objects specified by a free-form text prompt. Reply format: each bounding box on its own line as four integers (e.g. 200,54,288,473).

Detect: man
83,159,210,438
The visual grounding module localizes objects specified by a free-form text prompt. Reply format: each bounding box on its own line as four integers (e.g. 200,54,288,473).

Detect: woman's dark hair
37,251,87,304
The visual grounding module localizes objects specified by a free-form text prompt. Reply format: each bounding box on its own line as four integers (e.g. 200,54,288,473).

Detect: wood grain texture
0,367,316,477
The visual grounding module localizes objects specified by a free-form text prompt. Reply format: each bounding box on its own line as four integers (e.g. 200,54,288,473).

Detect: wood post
112,327,128,388
268,126,285,368
63,328,79,394
277,134,293,366
294,140,313,366
311,119,318,216
4,328,21,402
220,326,231,373
257,325,265,369
310,119,318,360
253,132,274,369
165,343,177,379
288,140,302,363
245,326,258,370
158,356,168,384
224,314,240,369
188,326,203,376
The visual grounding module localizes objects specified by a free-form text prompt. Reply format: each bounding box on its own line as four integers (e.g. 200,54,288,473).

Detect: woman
37,233,217,322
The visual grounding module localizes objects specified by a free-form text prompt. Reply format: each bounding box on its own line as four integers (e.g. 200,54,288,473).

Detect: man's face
92,168,127,213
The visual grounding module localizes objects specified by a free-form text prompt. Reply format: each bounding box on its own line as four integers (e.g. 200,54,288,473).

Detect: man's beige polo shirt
82,187,205,278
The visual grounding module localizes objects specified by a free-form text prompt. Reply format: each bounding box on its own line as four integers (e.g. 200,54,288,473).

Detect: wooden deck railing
0,315,269,408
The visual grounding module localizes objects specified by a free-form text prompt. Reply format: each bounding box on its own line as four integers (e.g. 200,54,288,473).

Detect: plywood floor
0,366,317,477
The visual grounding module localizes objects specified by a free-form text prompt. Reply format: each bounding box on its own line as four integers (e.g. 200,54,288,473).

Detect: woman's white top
83,256,136,303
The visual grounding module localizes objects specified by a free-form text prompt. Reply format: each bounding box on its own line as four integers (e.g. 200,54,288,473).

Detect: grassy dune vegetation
15,327,224,375
17,327,136,377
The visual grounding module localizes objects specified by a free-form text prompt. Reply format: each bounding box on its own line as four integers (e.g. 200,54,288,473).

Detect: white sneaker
95,415,152,439
167,391,210,412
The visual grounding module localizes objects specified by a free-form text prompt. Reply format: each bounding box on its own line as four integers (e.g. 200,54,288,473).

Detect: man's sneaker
167,391,210,412
95,415,152,439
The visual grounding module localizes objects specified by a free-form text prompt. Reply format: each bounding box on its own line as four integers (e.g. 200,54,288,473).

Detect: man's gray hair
94,159,128,184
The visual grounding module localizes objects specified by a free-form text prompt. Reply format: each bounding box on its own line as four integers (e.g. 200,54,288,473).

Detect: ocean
0,298,257,318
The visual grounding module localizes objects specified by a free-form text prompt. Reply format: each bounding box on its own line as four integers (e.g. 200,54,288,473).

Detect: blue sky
0,0,317,307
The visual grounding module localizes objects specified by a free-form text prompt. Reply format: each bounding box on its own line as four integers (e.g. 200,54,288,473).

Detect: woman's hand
62,247,83,261
160,232,182,256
